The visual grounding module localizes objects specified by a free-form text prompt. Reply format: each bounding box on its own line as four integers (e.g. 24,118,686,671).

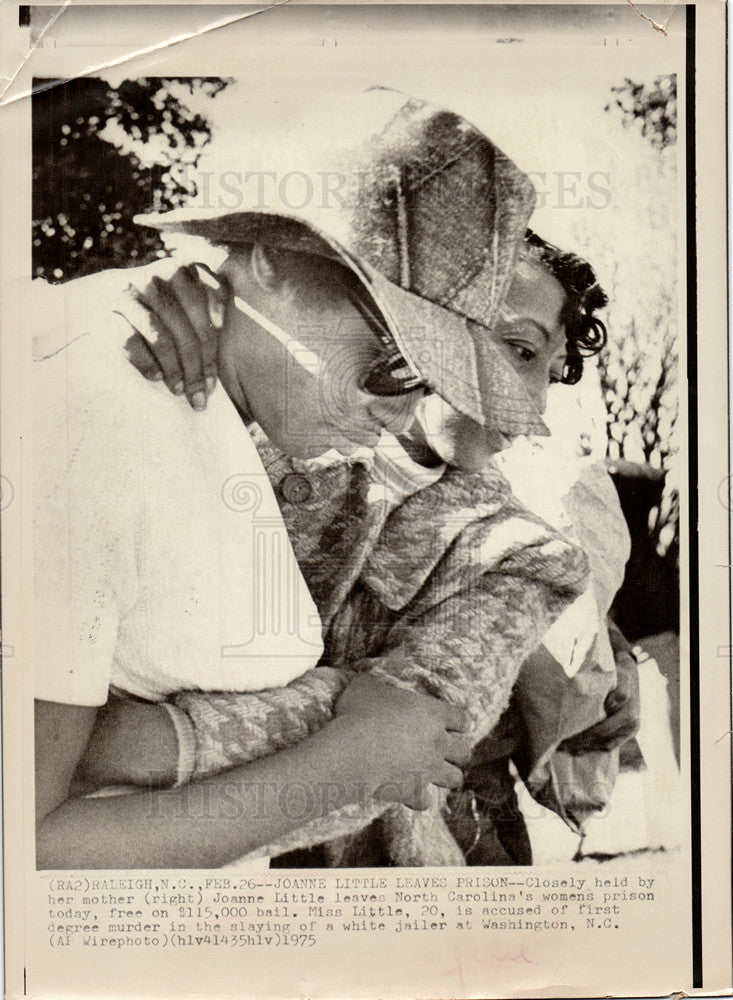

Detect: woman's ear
251,242,283,292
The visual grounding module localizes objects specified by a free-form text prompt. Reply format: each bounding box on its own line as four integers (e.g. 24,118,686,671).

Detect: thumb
208,291,225,330
193,263,228,329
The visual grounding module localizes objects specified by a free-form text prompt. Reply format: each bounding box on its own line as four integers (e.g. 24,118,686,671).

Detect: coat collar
252,428,587,615
361,466,514,609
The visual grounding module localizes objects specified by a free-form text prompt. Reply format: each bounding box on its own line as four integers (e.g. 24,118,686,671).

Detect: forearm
77,668,351,791
72,696,181,791
157,570,573,791
177,566,578,784
84,542,583,798
39,714,371,870
173,667,351,782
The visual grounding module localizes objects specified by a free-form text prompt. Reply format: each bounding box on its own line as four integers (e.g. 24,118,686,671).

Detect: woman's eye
507,340,536,362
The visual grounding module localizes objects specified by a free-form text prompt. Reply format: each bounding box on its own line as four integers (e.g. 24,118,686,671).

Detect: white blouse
34,297,323,706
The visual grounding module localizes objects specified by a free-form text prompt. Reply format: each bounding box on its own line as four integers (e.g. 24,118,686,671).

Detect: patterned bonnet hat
135,88,545,437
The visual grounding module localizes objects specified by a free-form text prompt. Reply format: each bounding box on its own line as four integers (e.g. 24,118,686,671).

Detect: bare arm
36,678,470,870
71,694,181,792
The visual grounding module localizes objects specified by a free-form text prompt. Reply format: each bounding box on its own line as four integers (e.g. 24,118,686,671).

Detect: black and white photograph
1,2,729,998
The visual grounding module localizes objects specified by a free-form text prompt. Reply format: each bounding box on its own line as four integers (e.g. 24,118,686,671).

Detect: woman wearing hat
34,92,621,869
101,227,626,869
33,236,475,869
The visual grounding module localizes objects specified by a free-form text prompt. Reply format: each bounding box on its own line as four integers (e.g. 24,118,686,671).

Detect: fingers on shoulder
123,332,165,382
433,760,465,791
442,700,469,733
441,731,473,768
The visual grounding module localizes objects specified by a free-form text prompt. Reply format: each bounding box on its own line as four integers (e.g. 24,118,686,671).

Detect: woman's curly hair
522,230,608,385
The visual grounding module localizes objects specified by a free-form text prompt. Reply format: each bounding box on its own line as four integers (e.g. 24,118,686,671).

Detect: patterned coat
170,431,595,865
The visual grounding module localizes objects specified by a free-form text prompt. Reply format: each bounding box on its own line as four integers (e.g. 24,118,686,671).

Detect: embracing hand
120,262,228,411
559,621,641,755
333,674,472,811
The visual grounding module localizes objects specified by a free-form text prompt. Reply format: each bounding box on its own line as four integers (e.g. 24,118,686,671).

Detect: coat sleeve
159,498,588,864
172,495,588,778
172,667,350,782
368,509,588,734
369,570,583,742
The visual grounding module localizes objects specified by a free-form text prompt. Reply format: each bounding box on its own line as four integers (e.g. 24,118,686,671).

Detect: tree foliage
600,74,679,587
605,74,677,150
33,76,229,283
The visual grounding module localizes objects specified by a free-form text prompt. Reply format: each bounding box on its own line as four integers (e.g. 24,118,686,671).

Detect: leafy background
33,77,230,281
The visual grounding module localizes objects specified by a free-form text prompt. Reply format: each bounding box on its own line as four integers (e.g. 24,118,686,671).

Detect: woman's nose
527,372,549,416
